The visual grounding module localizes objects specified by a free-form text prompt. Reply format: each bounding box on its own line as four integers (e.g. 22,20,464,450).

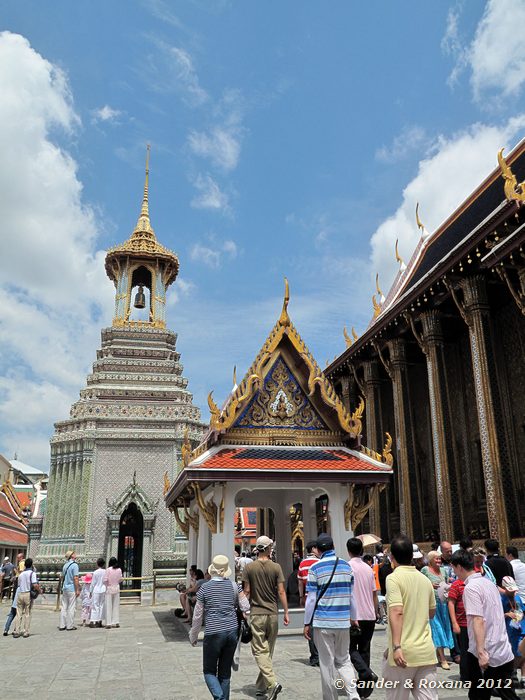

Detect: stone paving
1,602,523,699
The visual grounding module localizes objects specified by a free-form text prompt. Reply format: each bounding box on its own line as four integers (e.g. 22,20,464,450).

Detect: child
80,573,92,626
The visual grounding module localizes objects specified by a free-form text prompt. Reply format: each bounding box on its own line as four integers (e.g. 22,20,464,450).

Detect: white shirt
463,572,514,667
510,559,525,598
90,568,107,594
17,569,37,593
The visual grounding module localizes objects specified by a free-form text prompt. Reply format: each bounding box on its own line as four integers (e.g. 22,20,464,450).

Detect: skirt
429,600,454,649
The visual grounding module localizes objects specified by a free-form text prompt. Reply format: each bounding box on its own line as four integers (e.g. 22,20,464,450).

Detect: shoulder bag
307,557,339,626
28,570,39,600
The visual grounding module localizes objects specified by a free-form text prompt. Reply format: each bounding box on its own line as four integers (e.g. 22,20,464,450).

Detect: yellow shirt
386,565,436,667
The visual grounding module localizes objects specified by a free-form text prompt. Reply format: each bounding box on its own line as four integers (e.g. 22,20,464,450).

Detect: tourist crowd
185,535,525,700
0,549,124,638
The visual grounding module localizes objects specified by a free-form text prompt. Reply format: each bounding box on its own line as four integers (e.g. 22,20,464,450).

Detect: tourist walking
90,557,107,627
382,535,438,700
304,533,359,700
484,539,513,587
448,573,469,681
506,547,525,599
346,537,378,670
451,548,518,699
80,573,92,626
242,535,289,699
104,557,123,628
13,557,39,639
500,576,525,686
421,550,454,669
0,556,15,600
298,540,320,666
3,586,20,636
472,547,496,583
189,554,250,700
59,550,80,631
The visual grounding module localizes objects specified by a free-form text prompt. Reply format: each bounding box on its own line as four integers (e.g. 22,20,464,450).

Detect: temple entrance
118,501,143,593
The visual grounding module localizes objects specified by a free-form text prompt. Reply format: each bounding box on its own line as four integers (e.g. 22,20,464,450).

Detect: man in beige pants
382,535,438,700
13,558,40,638
242,536,289,700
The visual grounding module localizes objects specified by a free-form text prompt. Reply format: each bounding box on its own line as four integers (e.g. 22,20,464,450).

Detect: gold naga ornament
416,202,430,241
372,273,385,319
395,239,407,272
498,148,525,203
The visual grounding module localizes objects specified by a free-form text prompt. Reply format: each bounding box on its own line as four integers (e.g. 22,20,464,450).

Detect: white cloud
188,126,242,171
189,239,238,269
443,0,525,103
375,126,429,164
0,32,114,466
146,40,208,106
191,173,230,211
369,116,525,291
91,104,122,123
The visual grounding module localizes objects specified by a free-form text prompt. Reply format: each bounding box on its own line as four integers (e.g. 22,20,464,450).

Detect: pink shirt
104,567,123,589
349,557,376,621
463,572,513,667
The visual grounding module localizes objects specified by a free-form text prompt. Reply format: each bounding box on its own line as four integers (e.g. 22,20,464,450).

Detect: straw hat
208,555,232,578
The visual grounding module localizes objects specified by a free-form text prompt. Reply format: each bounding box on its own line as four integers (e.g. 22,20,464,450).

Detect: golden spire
133,144,155,239
395,239,407,272
343,326,352,348
279,277,291,327
232,365,237,390
352,327,358,342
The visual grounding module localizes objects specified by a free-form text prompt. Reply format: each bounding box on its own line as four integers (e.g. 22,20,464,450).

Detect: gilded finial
279,277,290,327
343,326,352,348
395,239,407,272
498,148,525,203
352,327,358,342
133,144,155,237
372,294,381,319
181,427,192,468
416,202,430,241
232,365,237,389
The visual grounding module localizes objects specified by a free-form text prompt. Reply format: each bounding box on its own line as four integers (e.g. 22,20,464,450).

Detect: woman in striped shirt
189,554,250,700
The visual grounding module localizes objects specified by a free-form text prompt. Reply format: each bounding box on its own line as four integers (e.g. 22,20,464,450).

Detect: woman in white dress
89,557,106,628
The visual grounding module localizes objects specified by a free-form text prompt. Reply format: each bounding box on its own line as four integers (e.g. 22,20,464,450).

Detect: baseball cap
502,576,519,592
316,533,334,550
255,536,273,551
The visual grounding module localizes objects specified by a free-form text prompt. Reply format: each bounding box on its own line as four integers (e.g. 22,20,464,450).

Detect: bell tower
105,146,179,329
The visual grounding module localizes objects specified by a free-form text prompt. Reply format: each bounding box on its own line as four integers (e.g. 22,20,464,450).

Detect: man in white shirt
506,546,525,599
13,557,40,638
451,549,518,700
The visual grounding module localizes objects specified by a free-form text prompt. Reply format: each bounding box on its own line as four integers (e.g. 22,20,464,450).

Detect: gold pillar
419,311,454,542
458,276,509,543
386,338,413,539
363,360,383,535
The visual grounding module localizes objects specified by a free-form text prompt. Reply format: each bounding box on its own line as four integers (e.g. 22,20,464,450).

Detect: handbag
233,580,252,644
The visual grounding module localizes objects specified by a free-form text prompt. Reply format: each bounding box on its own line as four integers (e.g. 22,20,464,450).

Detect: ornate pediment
106,471,158,517
235,356,327,431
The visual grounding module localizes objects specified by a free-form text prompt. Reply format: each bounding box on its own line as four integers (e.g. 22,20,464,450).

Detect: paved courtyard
1,602,521,699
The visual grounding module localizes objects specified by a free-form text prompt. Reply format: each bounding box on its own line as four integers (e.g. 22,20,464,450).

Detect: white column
187,521,198,583
325,486,353,558
210,485,236,578
196,509,211,573
273,495,292,582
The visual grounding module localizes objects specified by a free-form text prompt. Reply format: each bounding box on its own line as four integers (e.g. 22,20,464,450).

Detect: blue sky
1,0,525,467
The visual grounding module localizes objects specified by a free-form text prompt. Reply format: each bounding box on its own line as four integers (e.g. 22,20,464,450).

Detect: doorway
118,502,143,593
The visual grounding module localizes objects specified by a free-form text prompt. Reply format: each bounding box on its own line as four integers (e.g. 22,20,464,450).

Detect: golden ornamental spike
352,327,358,342
232,365,237,388
279,277,291,327
498,148,525,203
395,239,407,271
372,294,381,319
141,144,150,218
415,202,424,232
343,326,352,348
375,273,385,302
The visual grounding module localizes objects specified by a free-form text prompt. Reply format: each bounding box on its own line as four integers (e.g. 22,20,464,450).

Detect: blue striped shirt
306,550,354,628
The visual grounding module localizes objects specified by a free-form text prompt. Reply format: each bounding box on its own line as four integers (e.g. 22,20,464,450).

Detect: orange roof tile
197,447,388,472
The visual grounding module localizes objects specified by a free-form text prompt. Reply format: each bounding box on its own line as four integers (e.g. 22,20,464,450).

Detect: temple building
31,149,206,587
165,281,392,598
326,140,525,548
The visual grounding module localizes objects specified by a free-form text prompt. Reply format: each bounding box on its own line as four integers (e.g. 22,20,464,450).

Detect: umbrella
357,533,381,547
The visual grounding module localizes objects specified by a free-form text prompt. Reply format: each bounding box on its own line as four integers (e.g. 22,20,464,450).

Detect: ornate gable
234,356,328,431
199,280,364,454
